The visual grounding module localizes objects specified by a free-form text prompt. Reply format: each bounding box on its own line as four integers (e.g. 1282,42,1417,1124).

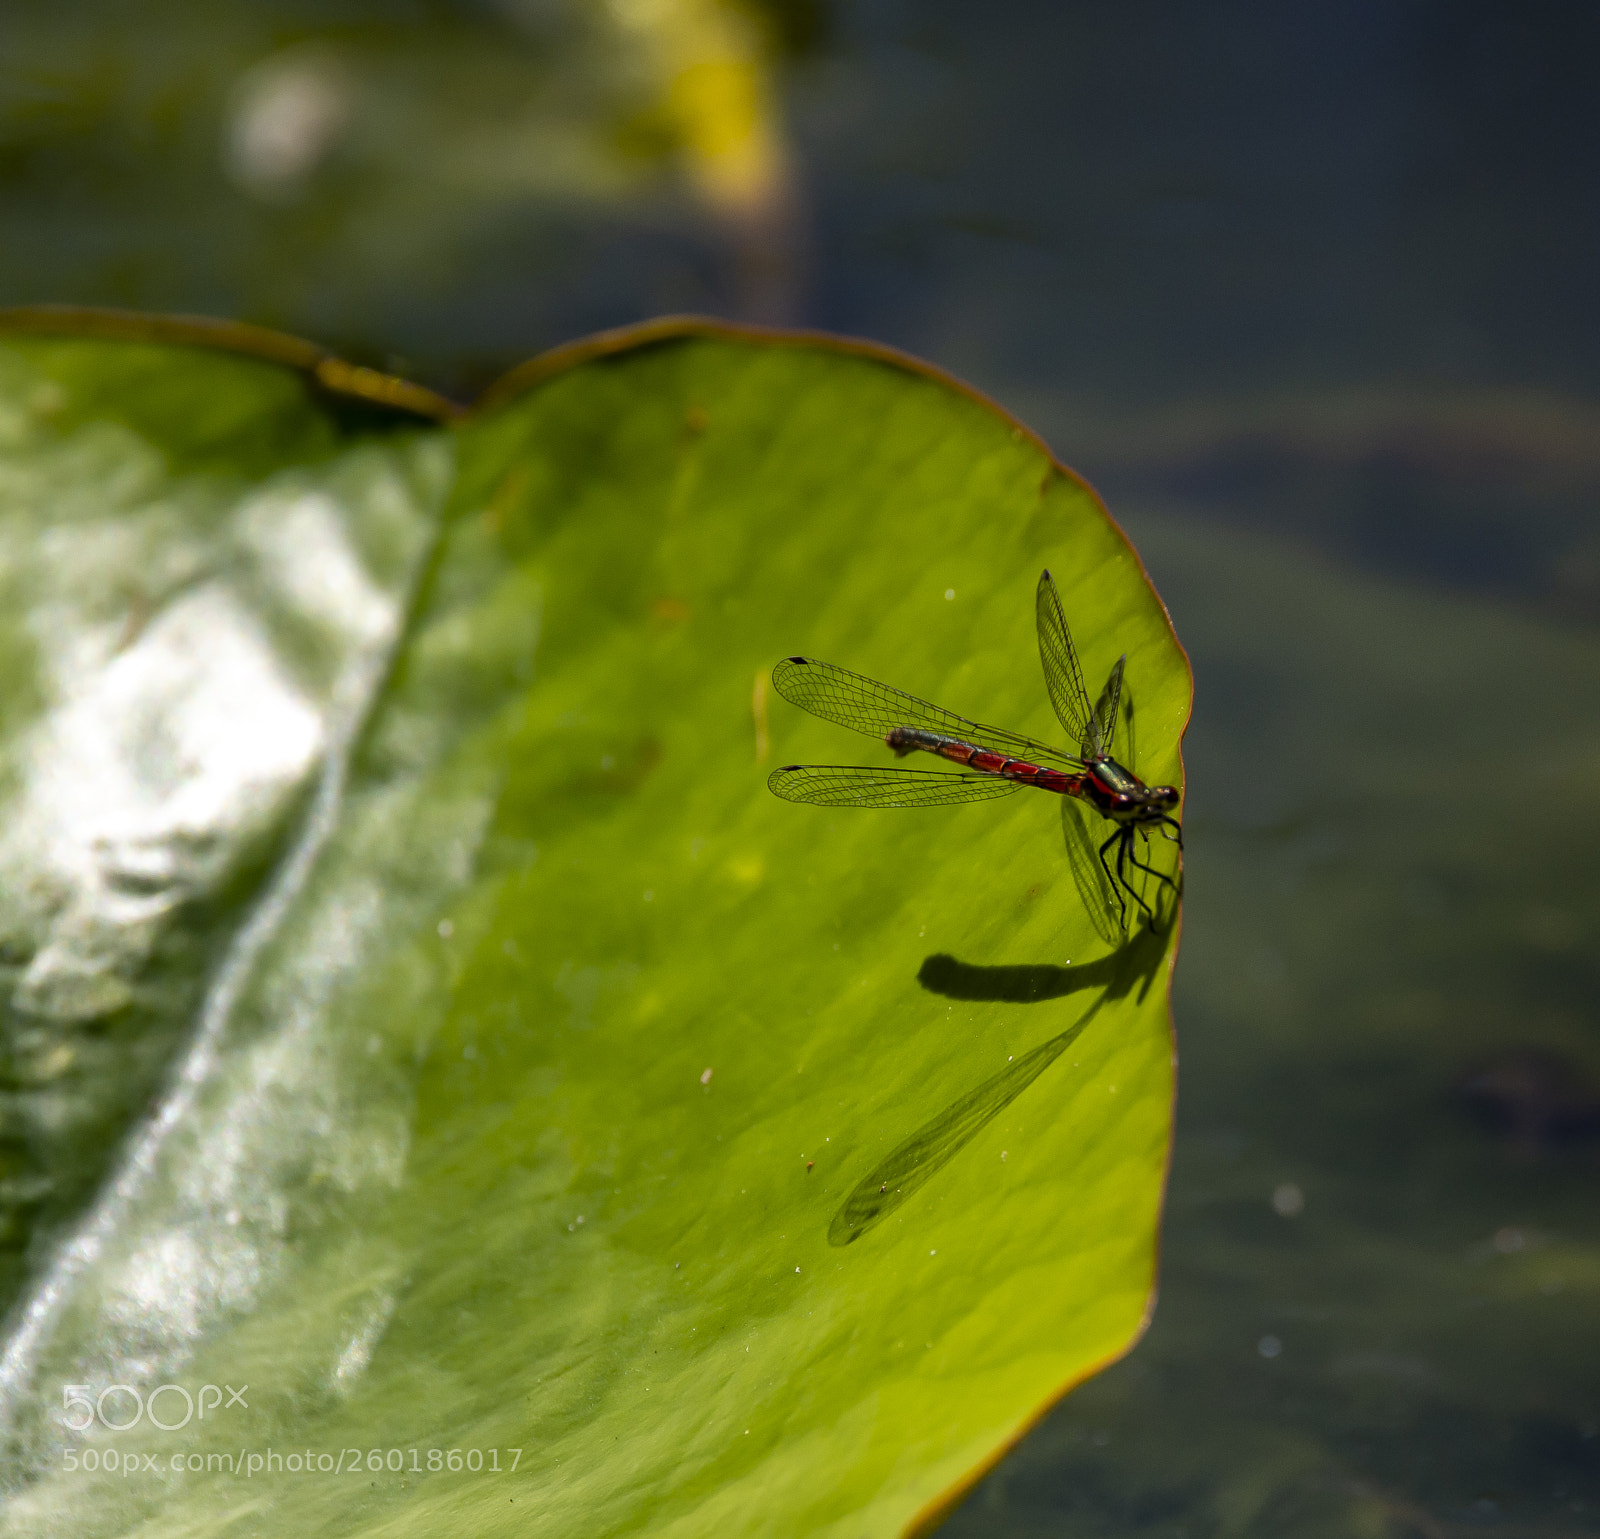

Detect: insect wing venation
767,765,1025,809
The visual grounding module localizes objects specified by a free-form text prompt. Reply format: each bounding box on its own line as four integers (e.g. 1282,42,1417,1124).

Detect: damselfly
767,570,1182,936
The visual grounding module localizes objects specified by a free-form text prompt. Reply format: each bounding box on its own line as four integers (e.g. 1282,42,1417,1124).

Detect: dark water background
4,3,1599,1533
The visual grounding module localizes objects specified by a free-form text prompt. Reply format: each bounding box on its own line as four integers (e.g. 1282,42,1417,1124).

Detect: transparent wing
1086,655,1125,760
1059,796,1126,944
1120,679,1139,779
1036,570,1096,753
771,656,1080,769
768,764,1028,809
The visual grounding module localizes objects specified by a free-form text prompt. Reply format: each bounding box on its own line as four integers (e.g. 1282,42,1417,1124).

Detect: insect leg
1116,830,1161,928
1097,828,1129,933
1125,839,1180,894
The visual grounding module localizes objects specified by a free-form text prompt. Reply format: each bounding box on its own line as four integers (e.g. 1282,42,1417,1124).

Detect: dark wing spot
786,655,808,664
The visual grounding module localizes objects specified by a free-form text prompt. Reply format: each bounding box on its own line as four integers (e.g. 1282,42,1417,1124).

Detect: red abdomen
931,739,1077,794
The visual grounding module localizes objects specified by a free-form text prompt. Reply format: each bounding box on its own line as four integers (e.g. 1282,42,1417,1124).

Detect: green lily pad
0,316,1188,1537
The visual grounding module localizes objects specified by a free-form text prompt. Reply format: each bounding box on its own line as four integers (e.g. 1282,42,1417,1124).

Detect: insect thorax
1092,757,1142,795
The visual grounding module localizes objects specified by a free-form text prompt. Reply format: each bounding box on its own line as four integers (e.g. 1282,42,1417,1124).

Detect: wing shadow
828,922,1168,1246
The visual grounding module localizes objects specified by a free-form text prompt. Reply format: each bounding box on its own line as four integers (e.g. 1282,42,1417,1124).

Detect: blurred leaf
0,0,805,348
0,319,1187,1538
